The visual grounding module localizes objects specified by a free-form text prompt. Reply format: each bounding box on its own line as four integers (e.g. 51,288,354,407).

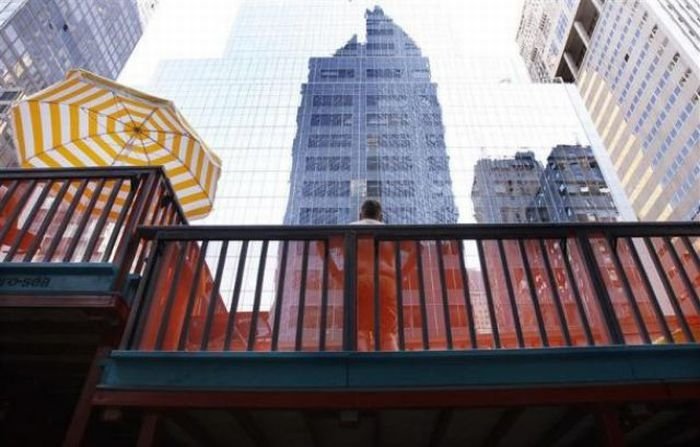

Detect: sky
119,0,527,88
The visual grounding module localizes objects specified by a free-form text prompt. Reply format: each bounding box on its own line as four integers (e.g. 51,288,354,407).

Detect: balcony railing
0,167,187,294
120,223,700,353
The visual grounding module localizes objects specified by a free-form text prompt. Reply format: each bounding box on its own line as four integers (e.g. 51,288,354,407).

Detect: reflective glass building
284,6,457,225
0,0,159,167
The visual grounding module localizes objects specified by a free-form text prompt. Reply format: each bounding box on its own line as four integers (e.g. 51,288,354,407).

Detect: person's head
360,199,382,221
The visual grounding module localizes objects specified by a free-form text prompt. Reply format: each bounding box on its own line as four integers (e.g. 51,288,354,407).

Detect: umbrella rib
113,134,146,166
141,132,212,205
136,107,159,133
112,93,142,127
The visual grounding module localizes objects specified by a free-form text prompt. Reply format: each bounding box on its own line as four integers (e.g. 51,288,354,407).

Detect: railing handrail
0,166,189,227
0,166,168,179
135,222,700,241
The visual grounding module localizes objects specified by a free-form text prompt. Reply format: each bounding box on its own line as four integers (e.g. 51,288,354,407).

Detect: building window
302,181,350,197
384,180,416,197
308,134,352,148
366,94,407,106
367,28,393,36
367,43,395,51
312,95,353,107
367,180,381,197
425,134,445,147
428,156,449,171
418,95,439,106
422,114,441,126
367,68,402,78
300,208,350,224
366,113,409,126
310,113,352,127
367,156,413,171
366,133,411,148
320,69,354,79
411,69,430,79
305,156,351,171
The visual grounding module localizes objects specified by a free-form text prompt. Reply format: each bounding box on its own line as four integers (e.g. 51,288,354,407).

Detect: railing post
343,231,357,351
576,235,625,345
112,172,160,292
119,237,164,350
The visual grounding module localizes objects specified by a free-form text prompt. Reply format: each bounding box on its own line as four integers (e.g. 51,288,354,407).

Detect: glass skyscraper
284,6,457,225
0,0,159,167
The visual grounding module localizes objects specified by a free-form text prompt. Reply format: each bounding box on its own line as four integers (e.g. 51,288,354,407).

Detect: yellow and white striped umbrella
10,69,221,220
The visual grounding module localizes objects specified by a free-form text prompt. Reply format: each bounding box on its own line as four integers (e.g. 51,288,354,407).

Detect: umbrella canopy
10,69,221,220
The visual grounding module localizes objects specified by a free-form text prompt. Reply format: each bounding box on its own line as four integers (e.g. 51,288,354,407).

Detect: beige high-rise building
578,0,699,221
516,0,605,83
518,0,700,221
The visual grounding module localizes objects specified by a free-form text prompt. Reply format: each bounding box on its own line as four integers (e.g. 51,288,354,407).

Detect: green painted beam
100,345,700,391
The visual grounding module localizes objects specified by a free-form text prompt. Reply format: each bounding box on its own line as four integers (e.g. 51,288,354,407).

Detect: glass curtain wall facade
0,0,158,167
126,0,635,328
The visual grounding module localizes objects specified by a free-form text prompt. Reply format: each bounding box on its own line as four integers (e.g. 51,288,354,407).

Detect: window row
366,156,413,171
366,43,395,51
367,133,411,148
367,113,409,126
367,28,394,36
299,207,351,225
312,95,353,107
308,134,352,148
366,180,416,197
311,95,438,107
310,113,352,127
302,181,351,197
304,156,351,171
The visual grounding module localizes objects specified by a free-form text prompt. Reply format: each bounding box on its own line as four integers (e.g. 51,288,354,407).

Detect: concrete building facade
516,0,604,83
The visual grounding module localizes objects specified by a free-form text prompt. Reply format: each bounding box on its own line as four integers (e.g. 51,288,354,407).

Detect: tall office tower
283,6,458,225
0,0,159,167
516,0,604,83
577,0,700,221
472,145,618,224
